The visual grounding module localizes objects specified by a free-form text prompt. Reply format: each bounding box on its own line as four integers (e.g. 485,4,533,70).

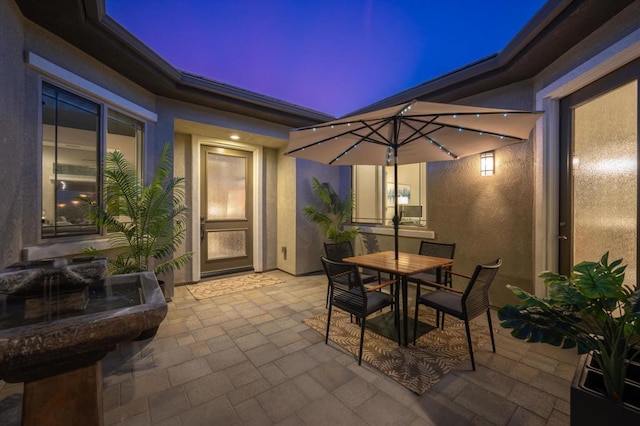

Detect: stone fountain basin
0,272,167,383
0,257,108,297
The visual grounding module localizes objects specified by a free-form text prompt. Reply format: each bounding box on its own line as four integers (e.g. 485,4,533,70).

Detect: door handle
558,235,568,240
200,216,205,241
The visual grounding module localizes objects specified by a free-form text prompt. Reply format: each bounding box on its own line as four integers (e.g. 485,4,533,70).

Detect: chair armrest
447,270,473,280
365,278,396,292
417,279,464,294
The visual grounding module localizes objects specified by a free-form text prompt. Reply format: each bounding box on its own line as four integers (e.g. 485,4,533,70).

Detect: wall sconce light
480,151,495,176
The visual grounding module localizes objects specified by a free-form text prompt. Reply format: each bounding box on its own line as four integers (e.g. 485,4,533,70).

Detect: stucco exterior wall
277,152,297,274
277,152,346,276
264,147,279,271
0,2,158,268
0,0,29,268
1,4,287,292
426,80,536,307
294,160,344,275
171,132,193,291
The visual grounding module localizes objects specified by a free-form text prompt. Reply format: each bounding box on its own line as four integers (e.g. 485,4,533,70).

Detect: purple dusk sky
106,1,546,117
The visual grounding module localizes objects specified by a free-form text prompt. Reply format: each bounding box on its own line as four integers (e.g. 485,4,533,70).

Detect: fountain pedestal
23,363,103,426
0,259,167,424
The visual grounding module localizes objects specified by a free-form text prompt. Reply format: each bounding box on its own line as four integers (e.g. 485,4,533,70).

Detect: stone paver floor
0,270,578,425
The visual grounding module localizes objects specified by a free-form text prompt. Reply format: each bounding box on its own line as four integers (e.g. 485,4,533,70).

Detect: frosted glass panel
207,230,247,260
573,80,637,285
206,153,246,220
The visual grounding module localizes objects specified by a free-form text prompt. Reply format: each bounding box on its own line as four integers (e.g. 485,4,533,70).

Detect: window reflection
41,83,144,238
352,163,427,226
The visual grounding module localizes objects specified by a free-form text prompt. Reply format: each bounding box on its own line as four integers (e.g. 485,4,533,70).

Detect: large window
352,163,427,226
41,82,144,238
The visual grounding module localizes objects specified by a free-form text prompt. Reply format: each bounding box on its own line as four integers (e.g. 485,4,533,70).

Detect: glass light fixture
480,151,495,176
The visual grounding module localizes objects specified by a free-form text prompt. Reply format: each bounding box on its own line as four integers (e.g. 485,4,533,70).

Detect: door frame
534,29,640,297
190,136,264,280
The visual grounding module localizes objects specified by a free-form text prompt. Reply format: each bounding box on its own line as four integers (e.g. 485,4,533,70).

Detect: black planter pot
571,353,640,425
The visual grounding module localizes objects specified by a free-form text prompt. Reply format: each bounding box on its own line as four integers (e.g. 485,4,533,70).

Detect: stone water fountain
0,257,167,425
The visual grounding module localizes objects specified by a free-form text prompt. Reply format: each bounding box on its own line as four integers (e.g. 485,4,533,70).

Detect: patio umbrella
285,100,543,259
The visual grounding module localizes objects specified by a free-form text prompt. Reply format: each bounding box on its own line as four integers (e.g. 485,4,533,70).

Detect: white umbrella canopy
285,99,543,258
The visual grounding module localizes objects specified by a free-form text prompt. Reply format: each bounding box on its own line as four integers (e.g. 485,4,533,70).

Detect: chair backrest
324,241,355,261
321,256,366,315
418,241,456,284
418,241,456,259
462,258,502,319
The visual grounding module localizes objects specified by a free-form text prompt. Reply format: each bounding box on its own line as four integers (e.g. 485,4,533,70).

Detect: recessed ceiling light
230,134,240,140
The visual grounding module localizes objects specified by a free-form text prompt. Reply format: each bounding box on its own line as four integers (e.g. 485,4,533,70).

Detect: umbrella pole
393,145,399,260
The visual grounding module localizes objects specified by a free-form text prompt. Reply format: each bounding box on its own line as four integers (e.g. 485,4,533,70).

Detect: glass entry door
200,146,253,277
559,61,638,281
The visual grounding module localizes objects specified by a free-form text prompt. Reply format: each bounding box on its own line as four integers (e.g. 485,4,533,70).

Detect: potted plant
303,177,359,243
80,143,193,294
498,252,640,423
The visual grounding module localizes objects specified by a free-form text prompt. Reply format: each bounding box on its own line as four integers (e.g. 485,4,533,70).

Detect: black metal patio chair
321,256,399,365
323,241,382,306
413,258,502,371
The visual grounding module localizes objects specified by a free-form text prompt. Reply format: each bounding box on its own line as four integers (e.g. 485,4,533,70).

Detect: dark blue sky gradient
106,1,547,117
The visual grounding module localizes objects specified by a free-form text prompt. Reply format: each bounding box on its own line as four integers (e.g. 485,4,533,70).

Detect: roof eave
15,0,333,127
348,0,634,115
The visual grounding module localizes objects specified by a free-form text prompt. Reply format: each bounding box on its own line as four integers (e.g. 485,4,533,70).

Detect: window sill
349,225,435,240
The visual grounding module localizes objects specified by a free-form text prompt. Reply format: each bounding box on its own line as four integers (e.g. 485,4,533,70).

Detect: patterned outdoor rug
303,309,489,395
187,273,284,300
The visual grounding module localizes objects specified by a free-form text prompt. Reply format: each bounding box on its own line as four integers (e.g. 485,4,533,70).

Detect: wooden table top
343,251,453,276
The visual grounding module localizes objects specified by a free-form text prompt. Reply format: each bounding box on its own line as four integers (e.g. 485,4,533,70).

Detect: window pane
573,80,637,286
353,165,383,223
207,229,247,260
206,153,246,220
42,83,100,237
386,163,426,226
352,163,427,226
107,109,143,174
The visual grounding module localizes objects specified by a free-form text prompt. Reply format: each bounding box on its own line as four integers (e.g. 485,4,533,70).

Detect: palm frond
303,177,357,243
79,143,192,276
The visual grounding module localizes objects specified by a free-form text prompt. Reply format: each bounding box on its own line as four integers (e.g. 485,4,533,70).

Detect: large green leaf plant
498,252,640,401
80,144,193,276
302,177,359,243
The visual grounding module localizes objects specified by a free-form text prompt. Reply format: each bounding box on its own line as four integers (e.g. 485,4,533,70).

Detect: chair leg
487,309,496,353
325,284,330,308
413,303,420,345
464,320,476,371
325,306,333,345
358,317,366,365
389,273,394,312
440,312,446,330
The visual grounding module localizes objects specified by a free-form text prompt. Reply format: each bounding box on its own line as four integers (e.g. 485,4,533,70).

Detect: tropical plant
80,144,193,275
302,177,359,243
498,252,640,401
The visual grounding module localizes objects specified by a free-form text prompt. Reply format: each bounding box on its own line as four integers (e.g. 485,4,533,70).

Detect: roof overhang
350,0,636,114
14,0,635,122
14,0,334,128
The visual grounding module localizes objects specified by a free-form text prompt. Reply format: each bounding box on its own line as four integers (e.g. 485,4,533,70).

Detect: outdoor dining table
343,250,454,346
